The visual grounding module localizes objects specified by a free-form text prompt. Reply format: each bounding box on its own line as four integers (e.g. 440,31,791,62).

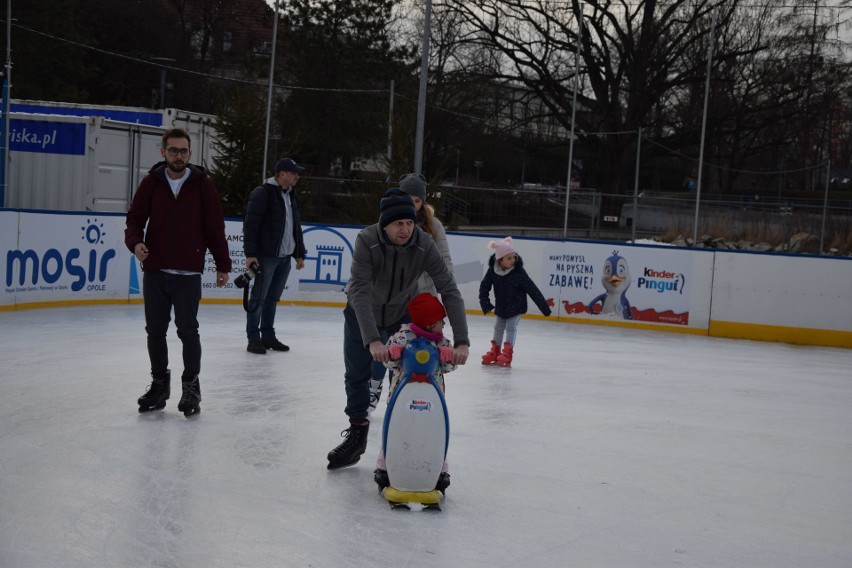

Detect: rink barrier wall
1,209,850,348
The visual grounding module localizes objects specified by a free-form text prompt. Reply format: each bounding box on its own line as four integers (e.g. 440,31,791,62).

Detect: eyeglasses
165,147,190,157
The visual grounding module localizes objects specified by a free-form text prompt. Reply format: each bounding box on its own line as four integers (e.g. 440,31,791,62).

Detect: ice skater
125,128,232,417
373,293,457,494
368,172,454,415
326,188,470,470
479,236,552,367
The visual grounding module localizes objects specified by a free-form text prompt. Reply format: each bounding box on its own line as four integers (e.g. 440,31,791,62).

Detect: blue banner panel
9,119,86,156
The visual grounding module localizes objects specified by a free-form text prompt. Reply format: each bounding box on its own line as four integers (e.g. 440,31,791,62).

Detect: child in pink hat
479,236,552,367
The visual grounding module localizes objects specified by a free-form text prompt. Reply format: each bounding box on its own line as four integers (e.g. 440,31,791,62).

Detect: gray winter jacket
347,223,469,348
416,215,453,296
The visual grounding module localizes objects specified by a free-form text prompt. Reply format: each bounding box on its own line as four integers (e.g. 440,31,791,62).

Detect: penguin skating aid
381,337,449,510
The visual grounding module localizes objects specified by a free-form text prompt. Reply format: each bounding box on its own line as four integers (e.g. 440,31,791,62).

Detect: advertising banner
179,221,362,303
541,241,697,325
3,212,129,305
9,118,86,156
0,210,719,336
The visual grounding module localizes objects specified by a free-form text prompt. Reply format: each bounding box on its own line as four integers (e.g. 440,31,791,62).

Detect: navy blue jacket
243,181,306,259
479,254,552,319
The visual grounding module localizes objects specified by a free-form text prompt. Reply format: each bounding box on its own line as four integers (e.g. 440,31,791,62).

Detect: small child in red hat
373,292,457,494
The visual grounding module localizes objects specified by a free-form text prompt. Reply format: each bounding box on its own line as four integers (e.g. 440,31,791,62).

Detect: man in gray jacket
327,188,470,471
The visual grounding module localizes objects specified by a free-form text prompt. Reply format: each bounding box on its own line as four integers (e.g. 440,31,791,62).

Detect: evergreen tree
210,86,271,217
3,0,92,102
277,0,417,175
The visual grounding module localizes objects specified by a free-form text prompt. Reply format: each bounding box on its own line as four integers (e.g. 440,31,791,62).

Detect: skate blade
138,402,166,413
387,501,441,511
181,407,201,417
326,456,361,471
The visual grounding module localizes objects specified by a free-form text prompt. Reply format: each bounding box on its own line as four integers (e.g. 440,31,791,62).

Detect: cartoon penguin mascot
587,250,633,319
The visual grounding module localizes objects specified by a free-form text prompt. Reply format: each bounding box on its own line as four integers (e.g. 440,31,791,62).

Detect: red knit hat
408,293,446,328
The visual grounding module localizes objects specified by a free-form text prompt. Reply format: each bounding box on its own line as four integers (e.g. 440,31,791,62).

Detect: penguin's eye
603,263,613,278
617,259,629,277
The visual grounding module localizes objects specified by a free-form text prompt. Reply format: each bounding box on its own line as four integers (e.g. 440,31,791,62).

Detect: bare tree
434,0,852,195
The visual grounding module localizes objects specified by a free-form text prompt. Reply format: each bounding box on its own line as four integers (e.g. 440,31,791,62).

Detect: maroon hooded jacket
125,162,232,275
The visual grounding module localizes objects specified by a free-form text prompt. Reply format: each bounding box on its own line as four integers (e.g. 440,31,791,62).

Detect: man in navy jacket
242,158,307,354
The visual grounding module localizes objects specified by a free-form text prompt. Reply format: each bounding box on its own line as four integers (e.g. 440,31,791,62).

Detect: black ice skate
327,422,369,470
436,472,450,494
177,375,202,417
374,468,390,493
138,370,170,413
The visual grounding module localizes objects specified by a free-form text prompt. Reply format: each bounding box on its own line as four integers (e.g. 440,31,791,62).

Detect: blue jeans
246,255,292,341
493,315,521,345
342,303,406,422
143,271,202,377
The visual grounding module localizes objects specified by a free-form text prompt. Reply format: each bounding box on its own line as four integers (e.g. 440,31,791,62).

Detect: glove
387,345,403,360
481,302,494,315
439,346,454,363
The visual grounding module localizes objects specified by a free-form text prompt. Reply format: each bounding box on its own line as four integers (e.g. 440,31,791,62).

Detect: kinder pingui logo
636,267,686,294
408,399,432,412
6,217,117,292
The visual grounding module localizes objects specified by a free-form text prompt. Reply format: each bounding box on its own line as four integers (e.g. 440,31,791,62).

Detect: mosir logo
408,399,432,412
6,218,117,292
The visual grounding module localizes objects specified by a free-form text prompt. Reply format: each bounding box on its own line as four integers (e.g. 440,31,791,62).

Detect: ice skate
374,468,390,493
481,340,500,365
496,342,513,367
177,375,201,417
327,422,369,470
367,378,383,416
435,472,450,494
138,370,170,413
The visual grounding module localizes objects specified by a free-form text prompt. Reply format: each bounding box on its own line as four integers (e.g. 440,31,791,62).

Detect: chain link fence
296,177,852,255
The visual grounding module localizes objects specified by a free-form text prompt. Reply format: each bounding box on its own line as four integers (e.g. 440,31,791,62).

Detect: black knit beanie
379,188,417,229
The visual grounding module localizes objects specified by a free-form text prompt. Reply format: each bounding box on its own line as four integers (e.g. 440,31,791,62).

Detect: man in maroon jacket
125,128,233,417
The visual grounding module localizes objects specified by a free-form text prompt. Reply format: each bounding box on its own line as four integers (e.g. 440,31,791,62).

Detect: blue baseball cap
275,158,305,173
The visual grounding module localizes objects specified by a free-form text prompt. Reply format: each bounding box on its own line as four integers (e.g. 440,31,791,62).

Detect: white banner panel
0,210,21,307
540,241,713,329
3,209,848,346
454,234,713,330
711,251,852,332
3,211,129,305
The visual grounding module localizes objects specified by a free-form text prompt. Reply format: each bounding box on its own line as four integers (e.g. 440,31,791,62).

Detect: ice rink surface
1,304,851,568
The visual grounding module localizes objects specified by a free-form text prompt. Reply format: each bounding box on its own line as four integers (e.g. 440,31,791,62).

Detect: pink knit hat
488,236,516,260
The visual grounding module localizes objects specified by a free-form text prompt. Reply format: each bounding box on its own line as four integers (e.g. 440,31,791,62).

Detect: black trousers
143,271,202,378
342,303,405,422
